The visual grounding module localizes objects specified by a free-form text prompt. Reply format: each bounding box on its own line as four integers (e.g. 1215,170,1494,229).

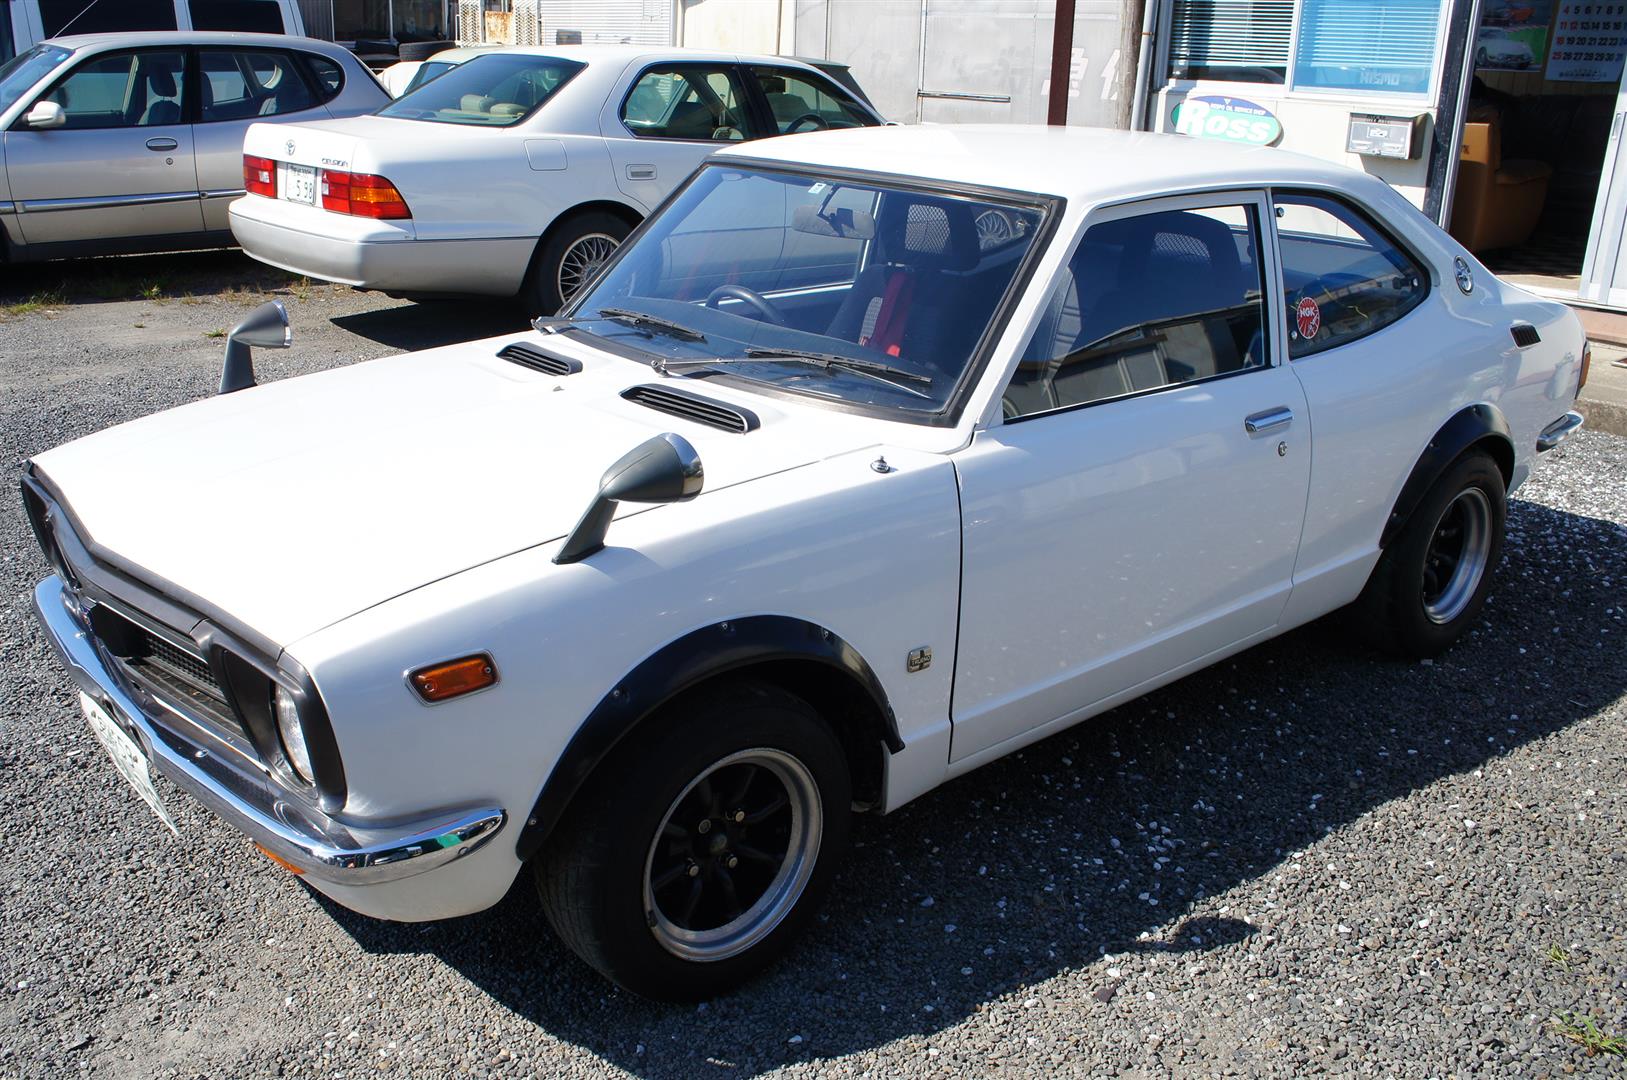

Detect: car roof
716,124,1390,207
47,30,356,57
412,43,831,69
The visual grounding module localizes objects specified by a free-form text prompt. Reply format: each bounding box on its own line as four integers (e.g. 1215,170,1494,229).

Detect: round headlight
272,684,314,784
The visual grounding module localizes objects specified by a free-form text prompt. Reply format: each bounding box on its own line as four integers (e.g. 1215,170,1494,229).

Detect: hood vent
621,384,760,434
498,341,582,376
1509,324,1541,348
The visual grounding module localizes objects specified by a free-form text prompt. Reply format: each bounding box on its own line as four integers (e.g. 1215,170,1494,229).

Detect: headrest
148,66,177,97
491,102,526,117
792,202,875,240
461,93,494,112
879,197,979,271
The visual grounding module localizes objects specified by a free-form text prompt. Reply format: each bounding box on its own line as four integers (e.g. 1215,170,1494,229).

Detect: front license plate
281,162,317,205
80,692,177,834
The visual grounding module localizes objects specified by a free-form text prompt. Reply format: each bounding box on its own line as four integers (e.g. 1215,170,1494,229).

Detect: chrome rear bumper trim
32,575,505,885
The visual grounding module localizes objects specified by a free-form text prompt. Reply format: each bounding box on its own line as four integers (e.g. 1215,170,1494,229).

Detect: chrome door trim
0,201,16,215
1244,406,1295,435
201,188,248,201
18,190,201,214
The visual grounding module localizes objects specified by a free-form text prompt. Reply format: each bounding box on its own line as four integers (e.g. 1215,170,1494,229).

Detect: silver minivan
0,31,388,262
3,0,306,62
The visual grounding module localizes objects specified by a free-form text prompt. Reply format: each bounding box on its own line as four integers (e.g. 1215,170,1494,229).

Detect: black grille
498,341,581,376
621,384,760,433
90,604,252,749
1510,324,1541,348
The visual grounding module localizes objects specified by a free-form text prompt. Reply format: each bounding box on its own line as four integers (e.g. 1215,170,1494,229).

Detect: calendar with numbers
1545,1,1627,82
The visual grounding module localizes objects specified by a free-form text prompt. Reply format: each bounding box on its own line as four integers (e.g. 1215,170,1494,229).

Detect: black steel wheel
534,680,850,1000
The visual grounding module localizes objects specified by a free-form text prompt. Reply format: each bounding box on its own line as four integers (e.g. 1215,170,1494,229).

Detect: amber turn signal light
1579,341,1591,396
410,654,498,703
255,843,305,875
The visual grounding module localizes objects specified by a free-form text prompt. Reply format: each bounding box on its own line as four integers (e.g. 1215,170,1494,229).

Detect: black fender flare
513,616,901,862
1380,403,1514,548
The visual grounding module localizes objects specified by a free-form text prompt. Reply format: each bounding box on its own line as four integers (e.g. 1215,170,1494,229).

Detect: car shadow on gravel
329,300,527,350
0,249,299,307
317,493,1627,1078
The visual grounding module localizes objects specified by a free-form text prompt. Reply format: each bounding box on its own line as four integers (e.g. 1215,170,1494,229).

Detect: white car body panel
30,127,1587,924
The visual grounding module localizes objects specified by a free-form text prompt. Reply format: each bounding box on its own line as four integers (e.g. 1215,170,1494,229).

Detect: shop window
1293,0,1443,95
1004,204,1268,418
1169,0,1293,84
393,0,445,41
1275,193,1428,358
334,0,389,40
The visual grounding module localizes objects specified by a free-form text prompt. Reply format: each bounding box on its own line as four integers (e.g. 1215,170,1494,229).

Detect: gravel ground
1,252,1624,1078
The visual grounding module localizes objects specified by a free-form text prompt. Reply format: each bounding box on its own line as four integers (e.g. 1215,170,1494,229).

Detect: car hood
30,333,899,647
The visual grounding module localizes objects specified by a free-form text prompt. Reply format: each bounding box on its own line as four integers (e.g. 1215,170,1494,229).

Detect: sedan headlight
272,684,314,784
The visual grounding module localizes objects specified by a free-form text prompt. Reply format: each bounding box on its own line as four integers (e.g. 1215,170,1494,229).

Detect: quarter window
1004,204,1269,419
622,67,759,142
44,50,187,129
303,55,345,101
199,50,317,121
1276,193,1427,359
752,67,874,134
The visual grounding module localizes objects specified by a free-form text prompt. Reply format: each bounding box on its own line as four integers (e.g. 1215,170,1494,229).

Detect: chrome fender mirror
219,300,291,394
24,101,65,129
554,433,704,564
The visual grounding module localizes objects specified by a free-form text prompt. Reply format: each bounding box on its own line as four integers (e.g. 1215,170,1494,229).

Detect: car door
601,62,763,212
950,193,1310,764
191,45,327,231
4,46,202,245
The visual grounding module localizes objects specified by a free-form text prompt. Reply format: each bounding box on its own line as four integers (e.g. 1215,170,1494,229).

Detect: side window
302,55,345,102
753,67,874,134
188,0,286,32
1276,193,1428,359
45,50,187,129
621,66,759,141
199,50,316,121
38,0,175,36
1005,204,1269,419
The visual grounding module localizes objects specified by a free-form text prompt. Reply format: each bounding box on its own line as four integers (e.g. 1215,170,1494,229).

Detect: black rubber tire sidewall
1357,451,1506,658
534,681,851,1001
398,40,455,62
521,211,630,318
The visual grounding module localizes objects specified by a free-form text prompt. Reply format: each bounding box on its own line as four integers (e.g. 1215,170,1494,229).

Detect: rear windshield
378,54,582,126
402,59,456,95
0,44,70,113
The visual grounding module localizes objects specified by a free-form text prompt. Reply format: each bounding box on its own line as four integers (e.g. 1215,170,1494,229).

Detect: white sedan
30,126,1587,1000
228,44,884,315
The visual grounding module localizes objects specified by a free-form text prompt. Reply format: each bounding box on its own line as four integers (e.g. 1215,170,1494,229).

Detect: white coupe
228,44,884,315
29,126,1588,1000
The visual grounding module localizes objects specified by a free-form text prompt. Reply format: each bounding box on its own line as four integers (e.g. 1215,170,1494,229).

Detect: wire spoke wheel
643,748,822,963
557,232,619,305
1422,486,1492,624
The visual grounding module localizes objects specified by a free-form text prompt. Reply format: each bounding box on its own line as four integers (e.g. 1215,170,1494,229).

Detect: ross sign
1544,1,1627,82
1346,113,1426,159
1172,96,1283,146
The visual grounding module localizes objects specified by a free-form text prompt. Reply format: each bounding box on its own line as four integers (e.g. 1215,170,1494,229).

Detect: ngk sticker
1295,296,1321,340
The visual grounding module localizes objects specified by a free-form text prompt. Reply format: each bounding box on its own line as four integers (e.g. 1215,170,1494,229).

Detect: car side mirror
554,433,704,564
24,101,66,129
219,300,292,394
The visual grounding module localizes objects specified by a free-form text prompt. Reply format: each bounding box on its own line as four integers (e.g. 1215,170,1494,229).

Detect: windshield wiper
591,307,708,343
653,348,935,399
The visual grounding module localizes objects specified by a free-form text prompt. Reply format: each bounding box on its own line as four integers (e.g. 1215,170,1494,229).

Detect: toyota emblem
286,139,296,156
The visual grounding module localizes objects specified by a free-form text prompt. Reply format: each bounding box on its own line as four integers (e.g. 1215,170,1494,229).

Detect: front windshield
0,45,70,113
571,165,1045,418
378,53,582,126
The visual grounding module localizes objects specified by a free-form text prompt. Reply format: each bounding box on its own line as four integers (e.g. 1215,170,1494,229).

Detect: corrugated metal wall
535,0,673,45
298,0,334,38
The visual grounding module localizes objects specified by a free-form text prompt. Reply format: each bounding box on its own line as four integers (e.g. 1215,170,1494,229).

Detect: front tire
1353,451,1506,657
521,211,630,318
534,681,851,1000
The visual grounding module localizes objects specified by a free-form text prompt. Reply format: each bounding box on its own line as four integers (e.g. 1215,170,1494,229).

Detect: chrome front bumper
33,575,505,885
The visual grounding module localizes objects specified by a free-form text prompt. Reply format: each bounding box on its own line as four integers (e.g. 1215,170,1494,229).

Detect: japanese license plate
281,162,317,206
80,692,177,834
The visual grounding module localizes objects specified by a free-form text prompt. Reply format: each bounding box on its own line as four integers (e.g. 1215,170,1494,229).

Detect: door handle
145,137,179,152
1244,406,1294,435
625,164,656,180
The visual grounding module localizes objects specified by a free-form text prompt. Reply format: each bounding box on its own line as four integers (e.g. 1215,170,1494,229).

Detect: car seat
137,66,182,126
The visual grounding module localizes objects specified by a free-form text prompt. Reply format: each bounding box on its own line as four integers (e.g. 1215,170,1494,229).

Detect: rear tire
1352,451,1506,657
398,40,455,62
535,680,851,1001
520,211,630,318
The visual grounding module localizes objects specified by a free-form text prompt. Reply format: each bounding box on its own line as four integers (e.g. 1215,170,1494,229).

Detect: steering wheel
705,284,788,326
784,112,831,134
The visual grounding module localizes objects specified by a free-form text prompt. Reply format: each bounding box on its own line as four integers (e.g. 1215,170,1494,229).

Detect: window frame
1160,0,1452,105
617,62,766,144
750,64,882,136
193,45,323,124
1267,186,1434,361
22,45,191,132
1000,188,1284,425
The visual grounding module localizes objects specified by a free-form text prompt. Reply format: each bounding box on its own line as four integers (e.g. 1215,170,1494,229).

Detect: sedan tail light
320,169,411,219
244,154,276,198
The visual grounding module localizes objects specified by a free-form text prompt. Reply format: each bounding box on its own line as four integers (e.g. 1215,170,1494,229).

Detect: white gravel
1,254,1623,1077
